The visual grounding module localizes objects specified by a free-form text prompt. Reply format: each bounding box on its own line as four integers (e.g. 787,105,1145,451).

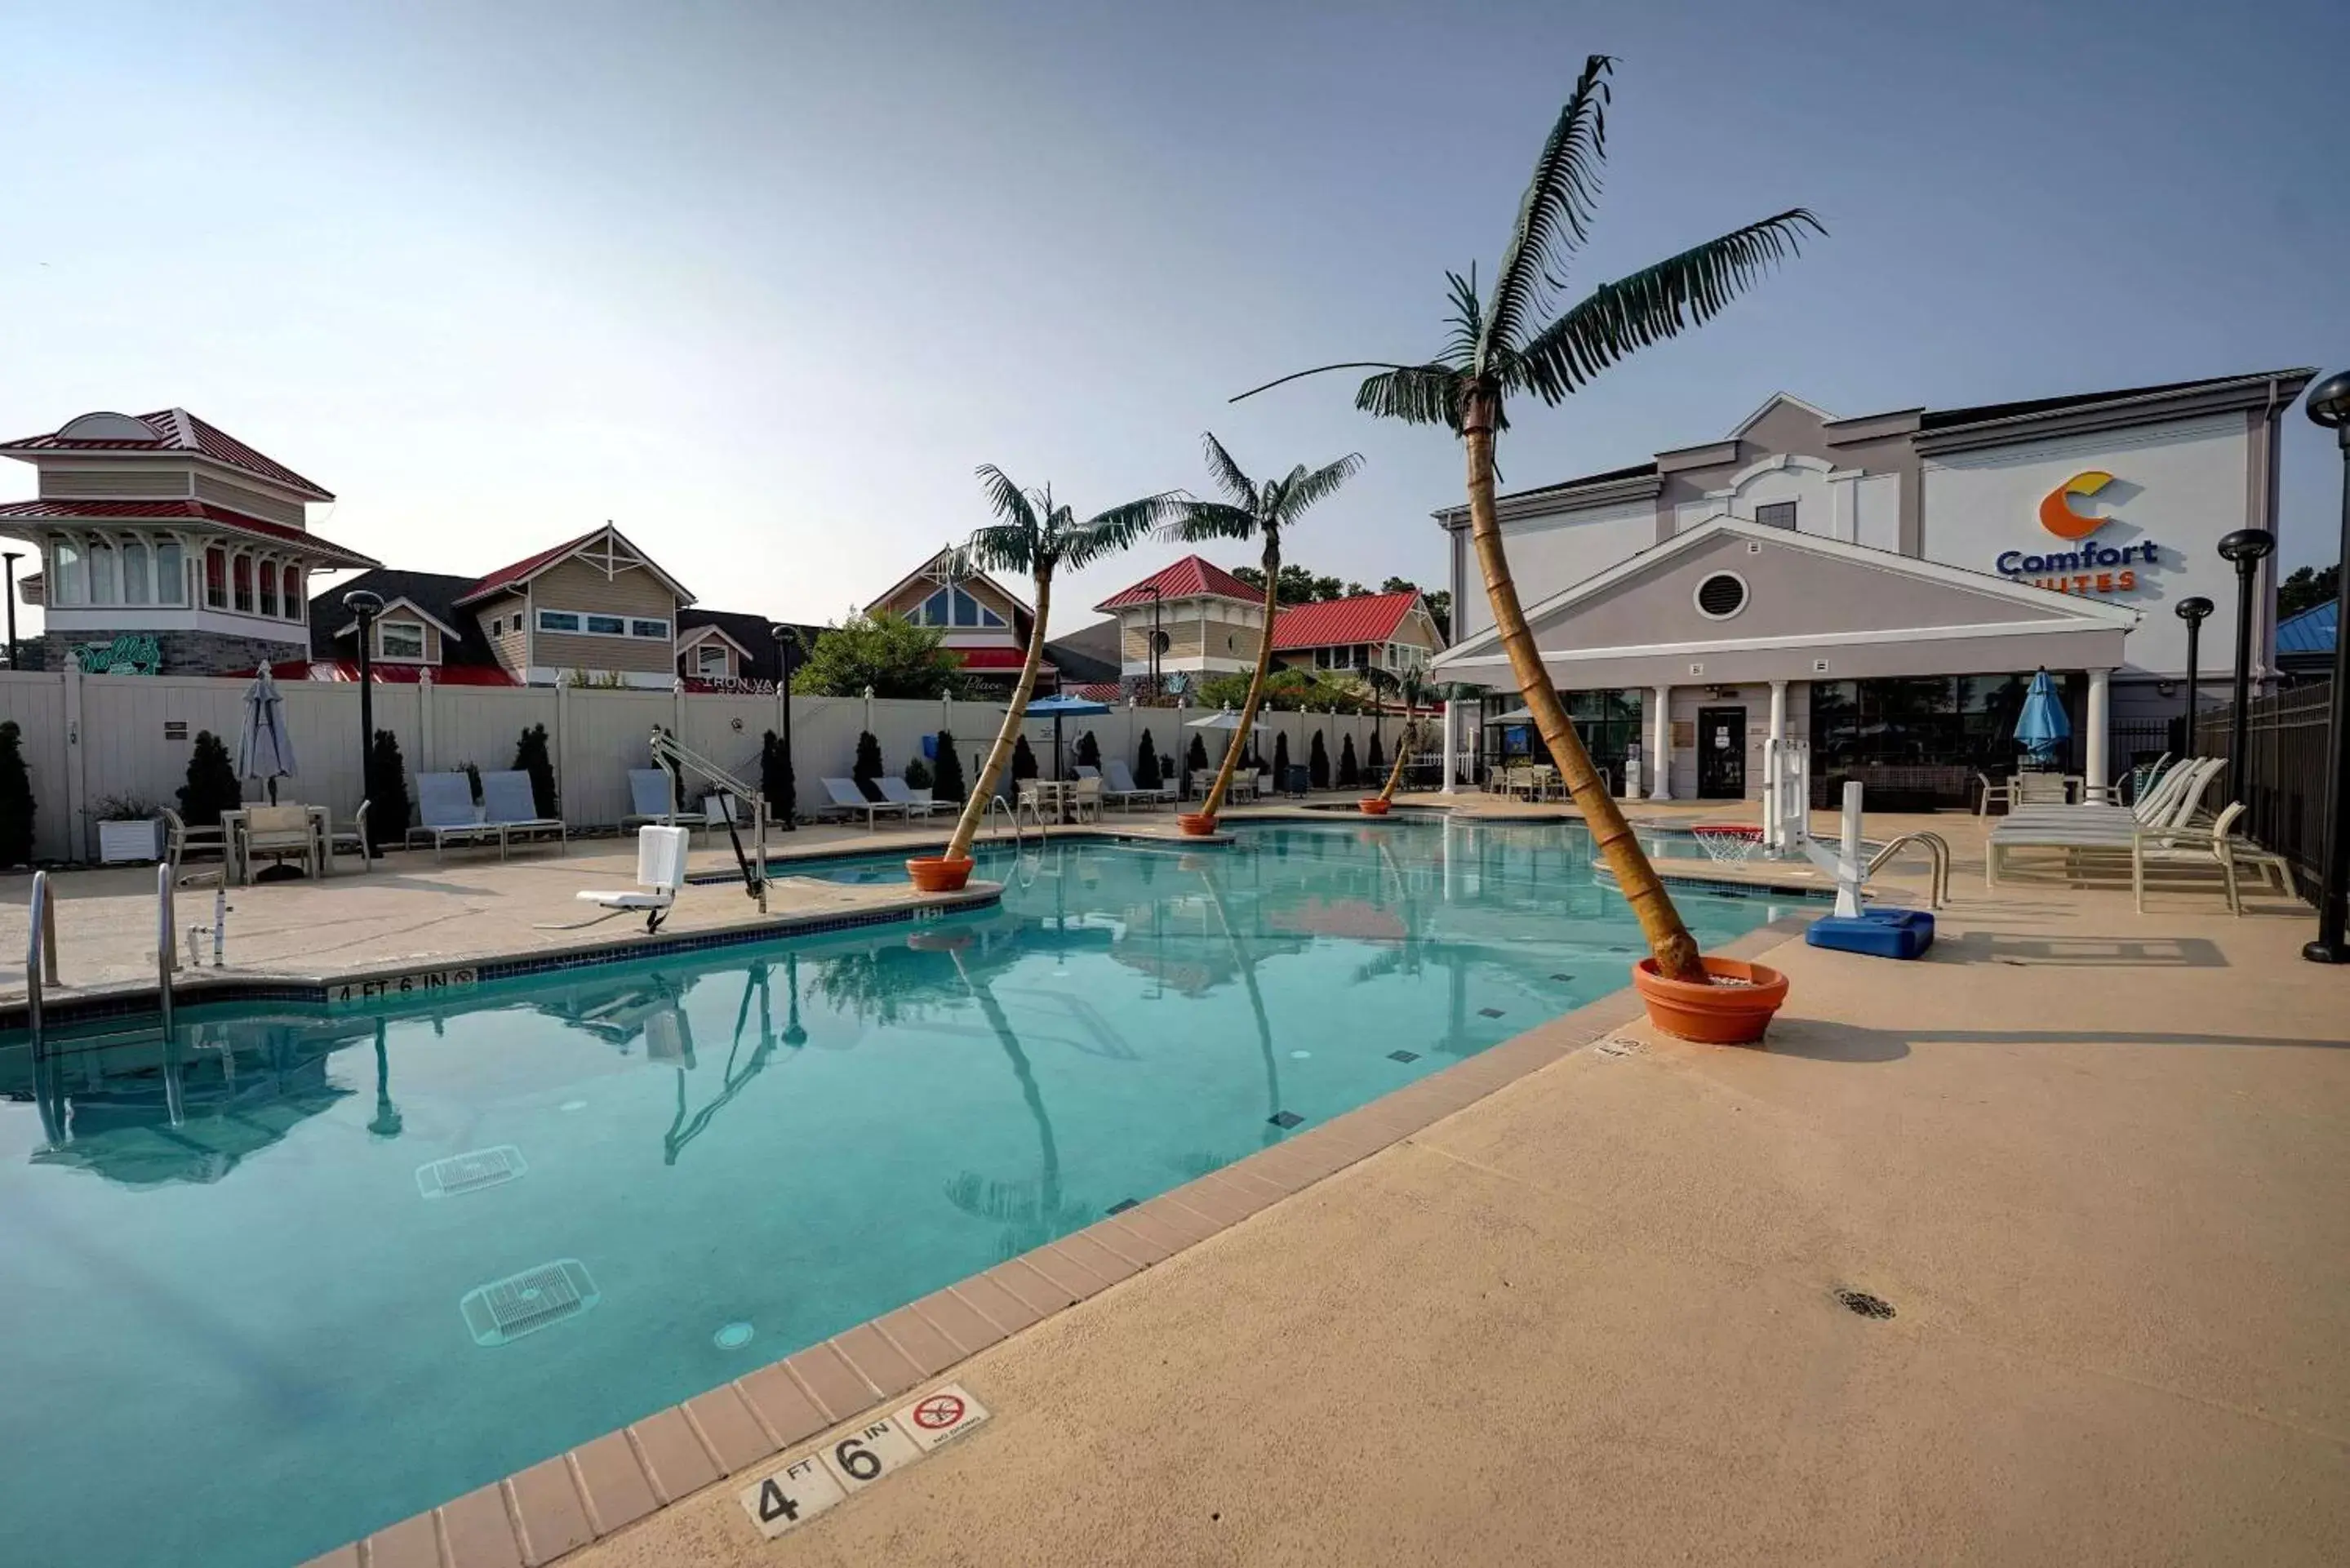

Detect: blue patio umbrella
237,664,300,804
2012,669,2070,766
1024,692,1111,780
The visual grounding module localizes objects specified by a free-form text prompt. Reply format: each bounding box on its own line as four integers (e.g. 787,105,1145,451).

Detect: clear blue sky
2,0,2343,638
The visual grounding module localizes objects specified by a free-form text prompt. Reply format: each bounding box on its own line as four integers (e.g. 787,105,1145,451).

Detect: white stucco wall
1455,498,1657,642
1920,413,2254,676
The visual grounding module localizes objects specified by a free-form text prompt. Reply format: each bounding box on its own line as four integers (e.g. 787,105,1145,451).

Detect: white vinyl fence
0,669,1406,864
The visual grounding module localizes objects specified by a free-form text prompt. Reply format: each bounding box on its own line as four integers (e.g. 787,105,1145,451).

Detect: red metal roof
1096,554,1260,611
0,497,380,568
953,646,1055,672
0,409,334,500
1271,589,1421,651
282,660,520,686
1065,682,1123,702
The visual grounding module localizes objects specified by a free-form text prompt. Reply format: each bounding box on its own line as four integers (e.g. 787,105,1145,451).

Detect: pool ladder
23,870,60,1056
980,792,1046,854
1865,831,1950,910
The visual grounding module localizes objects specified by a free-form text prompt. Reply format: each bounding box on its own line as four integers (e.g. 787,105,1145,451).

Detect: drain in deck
1386,1050,1420,1064
461,1259,600,1346
1477,1007,1505,1019
1833,1288,1895,1320
416,1146,527,1198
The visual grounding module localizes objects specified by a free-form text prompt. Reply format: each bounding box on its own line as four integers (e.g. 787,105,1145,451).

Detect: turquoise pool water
0,820,1798,1567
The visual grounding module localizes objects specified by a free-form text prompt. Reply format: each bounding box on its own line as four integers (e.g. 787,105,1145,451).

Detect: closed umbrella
1024,692,1111,780
237,664,300,804
1187,705,1253,775
2013,669,2070,768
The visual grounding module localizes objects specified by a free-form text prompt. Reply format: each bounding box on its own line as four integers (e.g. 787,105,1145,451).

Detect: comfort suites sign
1993,471,2160,597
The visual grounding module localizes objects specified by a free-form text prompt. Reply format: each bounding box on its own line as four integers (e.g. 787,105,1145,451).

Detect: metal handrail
980,792,1028,853
25,868,58,1056
1866,831,1951,910
157,863,177,1041
649,726,771,915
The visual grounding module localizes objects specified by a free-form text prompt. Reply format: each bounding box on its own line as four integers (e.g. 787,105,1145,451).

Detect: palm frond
1442,266,1484,366
962,521,1037,574
1061,490,1184,571
1199,432,1258,509
1165,499,1260,544
1354,364,1469,429
972,464,1040,535
1229,361,1419,404
1484,55,1614,358
1269,451,1365,521
1504,209,1825,406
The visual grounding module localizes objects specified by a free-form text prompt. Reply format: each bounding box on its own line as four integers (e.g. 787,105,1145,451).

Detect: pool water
0,820,1798,1567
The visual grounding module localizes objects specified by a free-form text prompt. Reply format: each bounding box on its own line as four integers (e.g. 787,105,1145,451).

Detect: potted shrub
95,794,166,864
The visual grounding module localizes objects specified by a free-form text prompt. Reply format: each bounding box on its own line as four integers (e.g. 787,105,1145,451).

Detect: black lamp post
2301,369,2350,964
1141,583,1163,697
770,624,798,831
344,589,383,854
2,551,20,669
2215,527,2274,810
2175,596,2215,756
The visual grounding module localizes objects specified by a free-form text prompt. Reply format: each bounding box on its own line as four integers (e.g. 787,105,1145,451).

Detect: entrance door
1697,706,1746,799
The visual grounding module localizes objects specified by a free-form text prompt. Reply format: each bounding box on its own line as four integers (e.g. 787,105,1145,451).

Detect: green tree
0,721,33,865
761,729,796,824
852,731,885,800
792,611,971,698
1076,730,1101,770
176,730,242,828
1011,733,1039,782
1273,730,1291,786
936,468,1177,864
1381,575,1452,640
1186,732,1210,773
1308,731,1330,789
1135,728,1162,790
1365,727,1385,779
2279,562,2341,620
931,731,966,802
512,723,557,818
1233,562,1348,604
903,755,933,790
1339,733,1361,788
1237,55,1819,981
365,730,411,853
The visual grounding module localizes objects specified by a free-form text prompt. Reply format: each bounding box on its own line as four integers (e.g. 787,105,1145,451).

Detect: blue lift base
1806,908,1935,960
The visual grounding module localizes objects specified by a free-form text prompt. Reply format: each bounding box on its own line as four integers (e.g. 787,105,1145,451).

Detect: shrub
1011,734,1038,781
177,731,242,827
1076,730,1101,770
904,757,934,790
1309,731,1330,789
853,731,885,801
1186,733,1209,772
1338,733,1361,788
365,729,411,853
461,761,482,802
1366,730,1385,779
0,721,33,865
1273,731,1291,786
931,731,966,802
761,729,797,823
513,723,557,818
1134,729,1162,789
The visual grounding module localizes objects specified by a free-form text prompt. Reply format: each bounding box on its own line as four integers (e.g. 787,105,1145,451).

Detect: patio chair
482,771,566,856
2134,801,2250,915
243,802,318,880
160,807,229,879
816,777,909,829
1104,759,1170,810
622,768,700,833
1986,759,2222,884
565,825,691,934
877,777,948,818
406,772,505,860
326,802,372,873
1072,776,1103,824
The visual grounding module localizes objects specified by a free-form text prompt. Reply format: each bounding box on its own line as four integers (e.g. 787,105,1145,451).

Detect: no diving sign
735,1384,989,1539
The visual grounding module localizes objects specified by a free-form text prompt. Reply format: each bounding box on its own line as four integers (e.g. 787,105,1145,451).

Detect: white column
1441,699,1459,794
2085,667,2111,794
1648,684,1673,801
1768,679,1788,748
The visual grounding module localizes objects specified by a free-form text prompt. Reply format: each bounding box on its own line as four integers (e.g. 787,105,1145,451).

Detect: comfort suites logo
1995,470,2157,597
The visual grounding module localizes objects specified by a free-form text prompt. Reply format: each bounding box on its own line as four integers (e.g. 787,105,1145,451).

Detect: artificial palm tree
936,466,1179,866
1371,667,1430,805
1166,433,1363,821
1235,55,1821,981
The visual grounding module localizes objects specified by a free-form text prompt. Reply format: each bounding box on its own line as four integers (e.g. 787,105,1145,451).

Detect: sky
2,0,2344,642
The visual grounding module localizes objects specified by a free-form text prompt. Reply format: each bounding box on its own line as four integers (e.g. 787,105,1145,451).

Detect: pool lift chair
562,824,691,934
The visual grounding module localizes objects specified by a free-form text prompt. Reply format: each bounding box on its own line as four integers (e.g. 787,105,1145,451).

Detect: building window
1754,501,1797,530
122,540,150,605
205,546,226,609
380,620,426,660
88,539,118,605
280,566,300,617
1693,571,1749,620
258,562,279,620
54,539,87,605
915,585,1005,629
540,607,671,639
695,643,728,676
232,553,253,614
629,617,669,640
538,610,580,633
584,613,627,636
156,541,185,605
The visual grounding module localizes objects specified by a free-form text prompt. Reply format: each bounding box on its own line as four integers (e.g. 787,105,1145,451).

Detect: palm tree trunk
1375,701,1415,803
943,568,1054,861
1460,388,1706,983
1201,545,1282,817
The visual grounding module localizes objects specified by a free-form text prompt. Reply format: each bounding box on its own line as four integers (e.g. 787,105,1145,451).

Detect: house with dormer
862,548,1047,689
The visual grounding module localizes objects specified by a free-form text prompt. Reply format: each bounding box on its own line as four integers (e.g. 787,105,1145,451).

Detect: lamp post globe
343,589,385,857
2175,595,2215,756
770,625,798,831
2214,529,2273,810
2301,370,2350,962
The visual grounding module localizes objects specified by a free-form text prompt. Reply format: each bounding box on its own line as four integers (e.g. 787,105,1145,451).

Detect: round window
1694,571,1748,620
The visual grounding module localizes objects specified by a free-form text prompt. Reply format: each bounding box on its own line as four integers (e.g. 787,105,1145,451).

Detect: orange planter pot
1177,813,1219,837
1630,956,1789,1046
1357,798,1392,816
905,855,974,893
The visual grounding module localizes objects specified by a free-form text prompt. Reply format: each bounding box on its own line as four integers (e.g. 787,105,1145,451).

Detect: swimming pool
0,820,1799,1567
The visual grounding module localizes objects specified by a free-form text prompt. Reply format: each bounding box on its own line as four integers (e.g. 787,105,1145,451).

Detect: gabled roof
1434,515,2137,670
0,497,379,567
455,523,695,608
1728,392,1837,438
864,548,1034,622
1917,368,2314,431
1271,590,1424,651
678,609,825,685
1045,616,1125,684
2277,600,2337,658
0,408,334,499
1097,553,1259,611
308,569,500,667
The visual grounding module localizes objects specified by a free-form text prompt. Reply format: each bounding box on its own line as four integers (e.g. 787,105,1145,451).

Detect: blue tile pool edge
325,904,1821,1568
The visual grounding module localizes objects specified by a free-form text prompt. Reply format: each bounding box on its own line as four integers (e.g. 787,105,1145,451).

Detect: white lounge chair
817,777,909,829
1100,760,1158,811
406,772,504,860
482,771,566,856
877,778,948,818
2133,800,2253,915
1987,759,2221,885
621,768,701,833
567,825,690,933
